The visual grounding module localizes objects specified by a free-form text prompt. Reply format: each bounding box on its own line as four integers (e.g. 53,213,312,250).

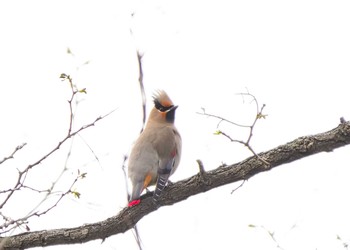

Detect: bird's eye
154,99,173,112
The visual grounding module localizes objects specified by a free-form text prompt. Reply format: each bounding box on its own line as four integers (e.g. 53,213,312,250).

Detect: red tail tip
128,199,141,207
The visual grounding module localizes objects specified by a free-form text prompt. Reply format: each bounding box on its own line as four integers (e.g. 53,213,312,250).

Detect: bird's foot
128,199,141,207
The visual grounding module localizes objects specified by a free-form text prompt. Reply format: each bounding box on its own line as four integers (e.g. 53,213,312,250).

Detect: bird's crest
153,90,174,112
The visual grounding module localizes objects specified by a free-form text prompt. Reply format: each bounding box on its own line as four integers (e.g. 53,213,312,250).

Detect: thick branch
2,121,350,249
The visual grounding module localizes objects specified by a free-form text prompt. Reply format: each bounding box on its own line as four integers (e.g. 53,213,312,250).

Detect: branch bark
2,121,350,249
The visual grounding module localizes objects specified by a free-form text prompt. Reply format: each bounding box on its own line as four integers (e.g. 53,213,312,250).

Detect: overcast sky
1,0,350,249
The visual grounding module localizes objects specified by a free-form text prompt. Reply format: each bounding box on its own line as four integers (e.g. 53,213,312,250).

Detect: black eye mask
154,99,174,112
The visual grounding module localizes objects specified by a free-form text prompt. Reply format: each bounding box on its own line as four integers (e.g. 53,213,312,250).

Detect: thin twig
137,51,146,134
0,74,115,234
0,143,27,165
122,154,130,202
132,225,143,250
123,50,146,250
199,92,269,167
0,172,84,235
230,180,246,194
196,159,205,175
77,134,101,167
196,159,211,185
122,153,142,249
24,80,82,217
197,108,250,128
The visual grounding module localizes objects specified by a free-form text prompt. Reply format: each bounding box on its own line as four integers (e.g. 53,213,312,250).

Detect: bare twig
196,159,211,185
121,154,130,202
197,108,250,128
121,153,143,250
77,134,101,167
218,130,269,166
31,171,85,218
136,51,147,134
0,143,27,165
0,110,104,211
230,180,245,194
132,225,143,250
125,50,147,250
198,92,269,167
0,171,85,235
23,80,82,220
0,74,114,234
196,159,205,175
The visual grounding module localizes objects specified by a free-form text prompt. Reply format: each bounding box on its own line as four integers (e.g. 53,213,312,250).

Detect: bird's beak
168,105,178,112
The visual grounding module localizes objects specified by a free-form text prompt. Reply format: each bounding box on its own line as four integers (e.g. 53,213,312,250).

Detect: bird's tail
153,174,169,202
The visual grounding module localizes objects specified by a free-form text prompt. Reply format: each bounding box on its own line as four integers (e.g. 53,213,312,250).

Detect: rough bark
1,120,350,249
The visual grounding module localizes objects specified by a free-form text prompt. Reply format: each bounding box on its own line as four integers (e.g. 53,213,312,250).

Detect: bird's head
150,90,178,124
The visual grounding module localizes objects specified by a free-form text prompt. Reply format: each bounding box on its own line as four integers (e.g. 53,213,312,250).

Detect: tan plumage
128,90,181,206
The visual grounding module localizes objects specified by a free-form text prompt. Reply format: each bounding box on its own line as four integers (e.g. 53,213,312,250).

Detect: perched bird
128,90,182,206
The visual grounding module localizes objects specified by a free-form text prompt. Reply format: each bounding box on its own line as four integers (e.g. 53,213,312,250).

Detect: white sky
1,0,350,249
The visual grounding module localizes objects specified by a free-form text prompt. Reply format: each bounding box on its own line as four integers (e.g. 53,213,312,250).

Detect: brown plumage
128,90,182,206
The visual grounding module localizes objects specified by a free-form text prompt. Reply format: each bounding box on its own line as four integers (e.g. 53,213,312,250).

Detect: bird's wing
128,136,158,203
153,127,181,201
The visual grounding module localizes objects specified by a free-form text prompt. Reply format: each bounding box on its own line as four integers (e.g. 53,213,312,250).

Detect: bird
128,90,182,207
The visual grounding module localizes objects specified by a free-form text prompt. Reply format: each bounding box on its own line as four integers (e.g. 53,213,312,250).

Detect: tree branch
0,74,116,235
2,121,350,249
0,143,27,165
197,92,268,165
136,51,146,134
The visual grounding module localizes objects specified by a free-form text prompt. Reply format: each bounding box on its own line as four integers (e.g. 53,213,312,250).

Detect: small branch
197,108,250,128
121,155,130,202
0,115,105,211
136,51,146,134
230,180,245,194
0,74,116,234
196,159,211,185
196,159,205,175
132,225,143,250
77,134,101,167
31,172,82,218
0,143,27,165
123,52,146,249
122,153,143,250
218,130,270,167
247,103,266,145
0,172,85,235
199,93,269,166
